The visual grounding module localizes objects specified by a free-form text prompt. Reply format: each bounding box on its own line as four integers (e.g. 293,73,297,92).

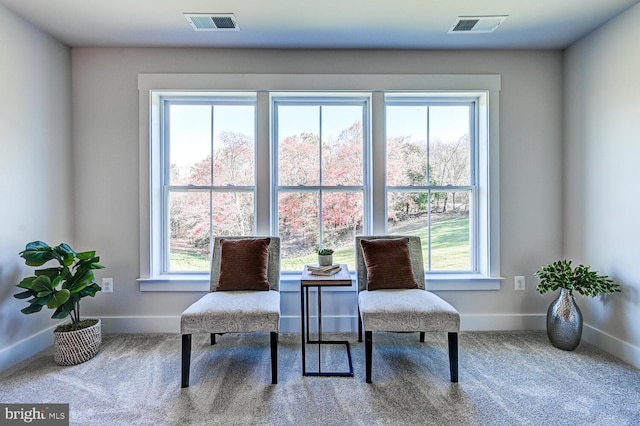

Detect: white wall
0,4,72,371
564,3,640,367
70,48,564,333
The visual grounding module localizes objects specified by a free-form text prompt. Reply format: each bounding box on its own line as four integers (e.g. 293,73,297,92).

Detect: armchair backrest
355,235,425,292
210,236,281,292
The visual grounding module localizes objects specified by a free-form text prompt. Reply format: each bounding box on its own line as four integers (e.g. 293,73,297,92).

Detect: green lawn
170,214,470,272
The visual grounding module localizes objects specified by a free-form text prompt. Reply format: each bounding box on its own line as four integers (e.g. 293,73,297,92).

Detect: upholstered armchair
355,236,460,383
180,237,281,387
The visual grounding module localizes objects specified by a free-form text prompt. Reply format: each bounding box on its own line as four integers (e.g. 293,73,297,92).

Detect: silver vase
547,288,583,351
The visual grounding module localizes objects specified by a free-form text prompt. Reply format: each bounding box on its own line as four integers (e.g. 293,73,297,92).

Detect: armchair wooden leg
270,332,278,384
358,308,363,342
419,332,425,342
365,331,372,383
181,334,192,388
210,333,216,345
448,332,459,383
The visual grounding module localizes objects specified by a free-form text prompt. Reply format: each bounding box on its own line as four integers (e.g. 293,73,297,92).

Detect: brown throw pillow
217,238,271,291
360,238,418,290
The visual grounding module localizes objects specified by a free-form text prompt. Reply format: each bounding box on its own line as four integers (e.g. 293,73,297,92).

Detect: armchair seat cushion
181,290,280,334
358,289,460,333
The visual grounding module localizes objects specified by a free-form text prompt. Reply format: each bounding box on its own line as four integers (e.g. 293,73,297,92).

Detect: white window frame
137,74,502,292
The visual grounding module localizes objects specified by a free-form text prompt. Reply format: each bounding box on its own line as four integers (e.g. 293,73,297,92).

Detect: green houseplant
15,241,105,365
535,259,620,351
317,248,334,266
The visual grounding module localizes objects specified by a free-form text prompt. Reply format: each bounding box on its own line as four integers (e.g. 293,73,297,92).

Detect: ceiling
1,0,639,50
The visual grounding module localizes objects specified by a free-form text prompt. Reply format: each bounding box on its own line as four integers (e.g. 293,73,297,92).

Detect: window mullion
210,105,215,247
318,106,324,249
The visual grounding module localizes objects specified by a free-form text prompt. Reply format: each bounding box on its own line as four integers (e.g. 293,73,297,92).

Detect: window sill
138,273,503,292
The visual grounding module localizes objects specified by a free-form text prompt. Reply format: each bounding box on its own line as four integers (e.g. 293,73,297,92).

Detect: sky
168,101,470,168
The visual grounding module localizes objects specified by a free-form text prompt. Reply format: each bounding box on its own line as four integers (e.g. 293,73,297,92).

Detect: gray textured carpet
1,331,638,425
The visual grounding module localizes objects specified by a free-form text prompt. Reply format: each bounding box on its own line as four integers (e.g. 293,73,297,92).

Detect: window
385,98,475,272
161,96,257,273
273,96,369,271
139,73,500,291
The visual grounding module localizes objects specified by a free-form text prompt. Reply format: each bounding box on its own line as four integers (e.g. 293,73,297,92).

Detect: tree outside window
165,101,256,272
274,101,367,271
386,102,474,272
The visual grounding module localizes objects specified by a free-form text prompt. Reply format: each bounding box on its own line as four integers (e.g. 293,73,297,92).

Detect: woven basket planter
54,319,102,366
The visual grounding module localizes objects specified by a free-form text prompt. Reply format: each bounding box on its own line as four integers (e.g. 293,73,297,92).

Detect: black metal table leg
302,284,354,377
301,284,306,375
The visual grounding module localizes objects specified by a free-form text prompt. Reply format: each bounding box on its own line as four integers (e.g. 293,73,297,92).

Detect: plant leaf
19,241,57,266
34,267,62,278
77,283,101,298
30,275,53,293
17,276,37,289
51,304,72,319
14,290,35,300
54,243,76,266
68,269,93,294
46,289,70,309
36,290,53,298
51,275,63,288
29,296,50,306
21,304,44,315
76,251,96,260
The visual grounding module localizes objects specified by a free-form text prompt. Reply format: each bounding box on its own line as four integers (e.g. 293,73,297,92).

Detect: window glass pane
322,191,363,271
386,105,428,186
430,210,471,271
169,191,211,272
321,106,363,186
212,192,254,236
169,104,212,186
429,189,471,271
429,106,471,186
387,191,430,233
213,105,255,185
276,101,367,271
278,191,320,270
277,106,320,186
387,190,471,271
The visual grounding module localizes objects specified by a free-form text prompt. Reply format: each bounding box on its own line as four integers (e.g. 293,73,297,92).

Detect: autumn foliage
169,118,470,270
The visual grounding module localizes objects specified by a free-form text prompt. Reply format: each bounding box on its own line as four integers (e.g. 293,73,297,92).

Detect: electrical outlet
102,278,113,293
514,275,525,291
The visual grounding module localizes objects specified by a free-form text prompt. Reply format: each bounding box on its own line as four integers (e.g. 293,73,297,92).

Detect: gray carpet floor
1,331,639,426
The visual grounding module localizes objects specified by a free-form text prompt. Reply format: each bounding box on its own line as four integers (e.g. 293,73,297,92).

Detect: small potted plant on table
535,259,620,351
15,241,105,365
317,248,334,266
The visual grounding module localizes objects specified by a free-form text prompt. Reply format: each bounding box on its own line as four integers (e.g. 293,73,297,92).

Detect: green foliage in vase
535,259,620,297
15,241,104,327
318,248,334,256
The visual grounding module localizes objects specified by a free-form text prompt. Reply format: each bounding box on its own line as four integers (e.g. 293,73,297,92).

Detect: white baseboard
280,315,357,333
97,313,547,334
582,324,640,369
100,316,180,333
461,314,546,331
0,325,56,373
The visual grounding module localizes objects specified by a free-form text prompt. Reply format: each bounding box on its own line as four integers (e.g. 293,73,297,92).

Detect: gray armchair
180,237,281,387
355,235,460,383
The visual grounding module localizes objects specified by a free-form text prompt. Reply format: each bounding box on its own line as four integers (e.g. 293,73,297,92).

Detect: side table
300,264,354,377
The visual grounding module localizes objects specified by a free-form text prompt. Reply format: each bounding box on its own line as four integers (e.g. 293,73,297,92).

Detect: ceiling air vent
184,13,240,31
448,16,507,34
